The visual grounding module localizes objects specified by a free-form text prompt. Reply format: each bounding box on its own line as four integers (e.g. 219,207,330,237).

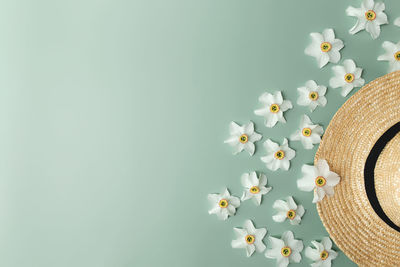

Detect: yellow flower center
315,176,327,187
302,127,312,137
394,51,400,61
281,246,292,257
344,73,355,83
309,91,319,101
365,10,376,21
320,42,332,52
245,234,255,244
249,186,260,194
218,199,228,208
320,250,329,260
287,209,296,220
274,150,285,160
270,104,280,113
239,134,248,144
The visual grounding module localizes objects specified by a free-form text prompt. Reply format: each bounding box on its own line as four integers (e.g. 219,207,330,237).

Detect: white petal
322,29,335,43
349,18,367,35
394,17,400,27
249,132,262,142
328,249,338,260
321,237,332,250
290,251,302,263
296,205,305,217
266,113,279,128
331,39,344,51
329,76,345,89
281,231,294,245
317,96,327,107
253,194,262,206
374,2,386,13
246,244,256,257
244,142,255,156
298,177,315,192
232,238,247,248
301,114,313,127
286,196,297,210
366,21,380,39
316,159,330,177
343,59,356,73
241,191,252,201
375,12,388,25
244,122,254,135
229,121,242,135
318,53,330,68
264,139,280,152
288,239,303,253
273,212,287,223
346,6,363,18
362,0,374,10
273,91,283,105
328,50,340,64
217,209,229,220
305,247,321,261
297,94,311,106
255,239,266,253
280,100,292,111
290,215,301,225
306,80,318,90
265,247,281,259
258,92,274,105
313,187,326,203
249,171,259,185
269,236,285,249
301,137,314,149
273,199,290,211
290,131,301,141
326,171,340,186
244,219,256,234
277,257,289,267
258,173,267,186
255,227,267,241
228,195,241,207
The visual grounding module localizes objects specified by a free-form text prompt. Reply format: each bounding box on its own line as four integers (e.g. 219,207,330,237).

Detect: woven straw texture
315,71,400,267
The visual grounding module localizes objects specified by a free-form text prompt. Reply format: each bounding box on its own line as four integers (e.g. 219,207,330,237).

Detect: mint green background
0,0,399,266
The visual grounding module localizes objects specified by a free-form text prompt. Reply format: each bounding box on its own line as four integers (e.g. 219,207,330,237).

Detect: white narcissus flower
394,17,400,27
254,91,292,128
208,188,240,220
297,80,327,112
272,196,305,226
231,220,267,257
377,41,400,73
297,159,340,203
224,121,262,156
290,115,323,150
346,0,388,39
241,171,272,206
265,231,303,267
305,237,338,267
329,59,365,97
304,29,344,68
261,138,295,171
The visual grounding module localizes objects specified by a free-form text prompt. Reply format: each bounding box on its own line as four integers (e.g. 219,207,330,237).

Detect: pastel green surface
0,0,399,266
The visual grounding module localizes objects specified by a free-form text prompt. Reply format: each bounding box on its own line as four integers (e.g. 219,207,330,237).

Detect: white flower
265,231,303,267
377,41,400,73
297,159,340,203
208,188,240,220
394,17,400,27
241,172,272,205
272,196,305,225
261,138,295,171
329,59,365,97
346,0,388,39
297,80,327,112
290,115,323,150
224,121,262,156
305,237,338,267
304,29,344,68
254,91,292,128
231,220,267,257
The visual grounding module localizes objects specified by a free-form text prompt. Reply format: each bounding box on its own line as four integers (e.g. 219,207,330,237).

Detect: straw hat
316,70,400,267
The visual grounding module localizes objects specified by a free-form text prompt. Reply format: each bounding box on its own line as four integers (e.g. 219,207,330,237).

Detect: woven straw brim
316,71,400,267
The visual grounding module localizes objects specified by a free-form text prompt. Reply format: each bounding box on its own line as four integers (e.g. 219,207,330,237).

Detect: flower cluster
204,0,399,265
